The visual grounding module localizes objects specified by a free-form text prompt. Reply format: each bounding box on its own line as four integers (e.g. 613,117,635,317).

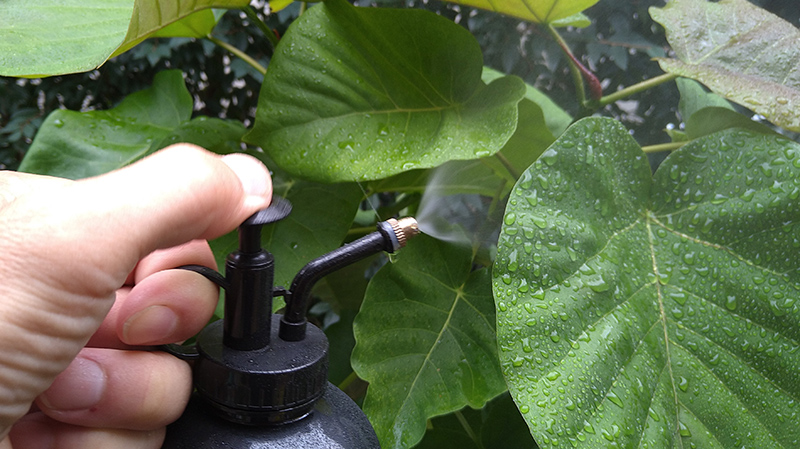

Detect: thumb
0,144,271,434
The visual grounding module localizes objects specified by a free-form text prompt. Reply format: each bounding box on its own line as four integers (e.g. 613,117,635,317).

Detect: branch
599,73,678,106
205,35,267,75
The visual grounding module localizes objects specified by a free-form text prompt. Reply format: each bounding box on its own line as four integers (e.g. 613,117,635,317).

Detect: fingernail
122,305,179,345
40,356,106,411
221,154,271,201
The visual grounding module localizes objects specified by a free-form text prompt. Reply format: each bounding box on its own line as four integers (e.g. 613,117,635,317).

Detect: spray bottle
160,197,419,448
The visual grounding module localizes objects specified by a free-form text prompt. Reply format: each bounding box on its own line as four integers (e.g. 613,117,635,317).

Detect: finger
8,413,163,449
118,269,219,346
0,146,270,433
129,239,217,286
89,269,219,348
35,348,191,431
89,240,219,348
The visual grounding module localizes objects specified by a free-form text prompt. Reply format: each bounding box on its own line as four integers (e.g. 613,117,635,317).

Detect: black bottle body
162,384,380,448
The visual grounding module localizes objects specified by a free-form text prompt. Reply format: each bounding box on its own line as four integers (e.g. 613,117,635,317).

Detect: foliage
495,118,800,448
2,1,800,448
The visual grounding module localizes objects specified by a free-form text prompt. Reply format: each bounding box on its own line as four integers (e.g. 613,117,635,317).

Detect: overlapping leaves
494,118,800,448
245,0,525,183
651,0,800,132
19,70,246,179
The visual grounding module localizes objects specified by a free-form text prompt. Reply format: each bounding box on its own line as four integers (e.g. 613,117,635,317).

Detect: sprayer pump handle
244,196,292,227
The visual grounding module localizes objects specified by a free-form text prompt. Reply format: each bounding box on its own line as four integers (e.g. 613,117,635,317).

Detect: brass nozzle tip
386,217,420,248
397,217,420,238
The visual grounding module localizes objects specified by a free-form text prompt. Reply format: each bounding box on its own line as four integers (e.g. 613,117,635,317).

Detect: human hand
0,145,272,448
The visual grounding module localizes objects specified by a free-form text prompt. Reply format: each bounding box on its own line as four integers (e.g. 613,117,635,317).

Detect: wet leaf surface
651,0,800,132
19,71,192,178
353,235,506,449
245,0,525,183
494,117,800,448
19,71,247,179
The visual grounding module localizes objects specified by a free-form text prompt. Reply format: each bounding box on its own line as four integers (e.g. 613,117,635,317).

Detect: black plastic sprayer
160,197,419,448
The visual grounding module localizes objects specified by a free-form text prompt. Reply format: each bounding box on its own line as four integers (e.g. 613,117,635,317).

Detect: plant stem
242,5,280,49
455,410,481,447
338,371,358,391
493,151,520,180
641,141,685,153
599,73,678,106
547,25,587,107
206,35,267,75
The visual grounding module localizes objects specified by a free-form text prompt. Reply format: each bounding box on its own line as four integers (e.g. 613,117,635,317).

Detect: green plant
2,0,799,448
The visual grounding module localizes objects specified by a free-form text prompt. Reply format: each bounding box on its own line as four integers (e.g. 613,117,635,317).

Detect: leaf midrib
392,285,464,430
646,214,683,447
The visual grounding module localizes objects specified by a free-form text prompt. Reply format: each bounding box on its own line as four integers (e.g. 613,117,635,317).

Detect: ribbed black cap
193,316,329,426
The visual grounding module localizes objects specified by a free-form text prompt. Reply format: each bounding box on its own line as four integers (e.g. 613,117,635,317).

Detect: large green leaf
353,235,506,449
244,0,525,183
0,0,248,76
19,70,192,178
651,0,800,132
0,0,132,77
441,0,599,25
494,117,800,448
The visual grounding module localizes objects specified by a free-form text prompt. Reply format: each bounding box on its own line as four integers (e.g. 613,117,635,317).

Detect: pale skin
0,145,272,448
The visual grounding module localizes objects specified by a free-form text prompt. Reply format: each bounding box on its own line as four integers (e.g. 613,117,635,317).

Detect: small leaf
550,12,591,28
245,0,525,183
0,0,248,76
677,78,733,121
494,117,800,448
353,235,506,449
150,10,221,39
651,0,800,131
685,107,778,140
441,0,599,25
269,0,295,13
19,70,192,179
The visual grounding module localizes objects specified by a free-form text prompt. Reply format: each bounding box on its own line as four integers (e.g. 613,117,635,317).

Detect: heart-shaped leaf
441,0,599,25
650,0,800,132
19,70,192,178
353,235,506,449
244,0,525,183
494,117,800,448
0,0,248,76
